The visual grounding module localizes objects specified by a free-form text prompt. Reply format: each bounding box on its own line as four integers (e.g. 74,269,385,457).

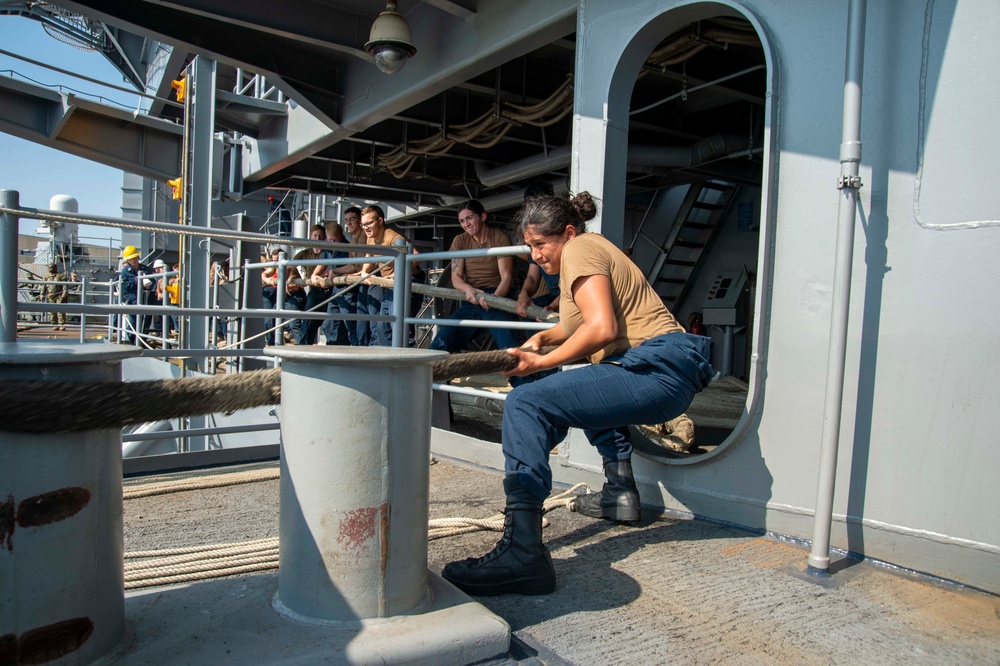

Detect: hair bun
571,192,598,223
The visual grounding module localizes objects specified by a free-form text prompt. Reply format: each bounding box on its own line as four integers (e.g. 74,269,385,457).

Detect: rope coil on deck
122,470,588,590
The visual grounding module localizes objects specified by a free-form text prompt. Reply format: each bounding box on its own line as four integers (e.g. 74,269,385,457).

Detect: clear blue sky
0,16,140,244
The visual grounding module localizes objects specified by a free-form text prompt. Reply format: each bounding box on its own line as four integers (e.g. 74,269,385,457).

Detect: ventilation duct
474,134,752,188
627,133,751,168
474,147,573,189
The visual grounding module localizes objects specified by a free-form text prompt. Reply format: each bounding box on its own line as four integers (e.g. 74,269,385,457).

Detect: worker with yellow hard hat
118,245,153,344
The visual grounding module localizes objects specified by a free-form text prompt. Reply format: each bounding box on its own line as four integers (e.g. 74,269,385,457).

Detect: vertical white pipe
808,0,867,574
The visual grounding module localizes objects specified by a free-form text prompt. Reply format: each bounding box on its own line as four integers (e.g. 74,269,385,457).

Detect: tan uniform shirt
347,230,365,260
558,232,683,364
365,227,406,279
450,226,512,290
292,248,323,282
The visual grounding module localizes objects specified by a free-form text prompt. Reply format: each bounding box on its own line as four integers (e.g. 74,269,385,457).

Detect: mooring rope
122,482,590,589
0,348,557,433
313,274,561,325
123,467,280,500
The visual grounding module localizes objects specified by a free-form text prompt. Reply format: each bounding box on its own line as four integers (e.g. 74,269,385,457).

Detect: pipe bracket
837,175,863,190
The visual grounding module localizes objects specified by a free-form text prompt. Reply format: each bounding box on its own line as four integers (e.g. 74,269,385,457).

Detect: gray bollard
0,341,140,664
265,345,447,622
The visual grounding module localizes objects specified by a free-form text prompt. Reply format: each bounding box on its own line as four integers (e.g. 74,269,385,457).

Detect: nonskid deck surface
124,460,1000,665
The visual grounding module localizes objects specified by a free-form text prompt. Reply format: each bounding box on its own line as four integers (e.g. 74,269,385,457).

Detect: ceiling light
365,1,417,75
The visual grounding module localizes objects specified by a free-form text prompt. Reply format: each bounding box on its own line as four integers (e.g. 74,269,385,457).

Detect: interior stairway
632,180,737,311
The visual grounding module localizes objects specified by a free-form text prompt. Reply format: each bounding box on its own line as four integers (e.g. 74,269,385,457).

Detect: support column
0,341,140,664
0,190,19,342
185,56,217,368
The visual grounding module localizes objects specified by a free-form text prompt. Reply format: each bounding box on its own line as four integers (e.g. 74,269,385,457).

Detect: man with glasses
358,205,408,346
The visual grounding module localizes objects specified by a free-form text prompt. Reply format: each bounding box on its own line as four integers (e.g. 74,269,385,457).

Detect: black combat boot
572,459,641,524
442,476,556,596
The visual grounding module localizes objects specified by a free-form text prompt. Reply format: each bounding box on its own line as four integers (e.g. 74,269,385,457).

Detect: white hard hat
153,259,166,269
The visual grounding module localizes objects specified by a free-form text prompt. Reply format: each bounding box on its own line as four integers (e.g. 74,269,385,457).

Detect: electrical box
702,271,747,325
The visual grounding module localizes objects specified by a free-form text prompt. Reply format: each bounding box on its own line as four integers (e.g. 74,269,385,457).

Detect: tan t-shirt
292,248,323,280
450,226,512,290
347,230,365,259
558,232,683,363
365,227,406,279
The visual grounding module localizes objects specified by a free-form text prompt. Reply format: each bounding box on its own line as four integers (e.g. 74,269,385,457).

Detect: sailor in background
43,262,68,330
429,200,526,382
515,181,562,318
442,192,713,596
312,220,351,345
118,245,152,344
358,205,408,346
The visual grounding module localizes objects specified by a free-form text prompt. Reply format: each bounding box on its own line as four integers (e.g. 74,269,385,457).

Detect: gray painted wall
473,0,1000,593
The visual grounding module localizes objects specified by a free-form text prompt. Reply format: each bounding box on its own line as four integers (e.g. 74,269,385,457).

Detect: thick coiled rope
122,469,588,590
123,466,280,500
0,348,557,434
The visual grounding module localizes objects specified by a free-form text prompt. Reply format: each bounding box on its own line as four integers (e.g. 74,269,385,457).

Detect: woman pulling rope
440,191,714,597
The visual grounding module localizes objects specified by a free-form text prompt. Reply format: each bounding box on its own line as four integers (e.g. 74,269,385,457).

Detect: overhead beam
53,0,577,188
644,67,766,107
422,0,476,21
0,75,182,181
245,0,578,181
55,0,350,126
142,0,369,60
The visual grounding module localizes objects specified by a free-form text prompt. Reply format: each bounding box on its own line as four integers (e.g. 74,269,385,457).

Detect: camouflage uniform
43,265,68,327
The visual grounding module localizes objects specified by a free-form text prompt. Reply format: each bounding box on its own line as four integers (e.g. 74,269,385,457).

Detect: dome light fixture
365,1,417,75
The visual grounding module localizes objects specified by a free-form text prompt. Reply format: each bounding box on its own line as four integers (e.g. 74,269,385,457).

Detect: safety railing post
391,239,408,347
79,274,88,343
239,259,250,372
107,277,115,341
275,252,286,346
1,190,19,342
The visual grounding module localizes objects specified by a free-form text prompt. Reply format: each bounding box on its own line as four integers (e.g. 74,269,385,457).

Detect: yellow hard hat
122,245,140,260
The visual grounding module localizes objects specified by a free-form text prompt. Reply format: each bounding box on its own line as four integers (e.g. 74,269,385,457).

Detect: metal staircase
632,181,737,311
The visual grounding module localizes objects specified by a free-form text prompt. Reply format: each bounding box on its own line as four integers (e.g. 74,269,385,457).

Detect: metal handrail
1,189,556,459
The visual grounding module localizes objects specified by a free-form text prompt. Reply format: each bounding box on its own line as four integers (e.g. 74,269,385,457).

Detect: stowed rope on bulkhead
0,347,559,434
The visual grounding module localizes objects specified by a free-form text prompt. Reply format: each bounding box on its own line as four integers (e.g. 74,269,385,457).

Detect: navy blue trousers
367,284,393,346
323,290,353,345
501,332,713,502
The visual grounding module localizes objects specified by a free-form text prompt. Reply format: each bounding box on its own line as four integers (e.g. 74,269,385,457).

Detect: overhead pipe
474,146,572,189
808,0,867,576
474,134,751,189
627,133,751,168
630,64,766,116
